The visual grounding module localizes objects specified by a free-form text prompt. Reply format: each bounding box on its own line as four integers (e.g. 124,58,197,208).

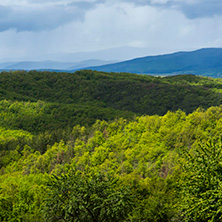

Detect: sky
0,0,222,62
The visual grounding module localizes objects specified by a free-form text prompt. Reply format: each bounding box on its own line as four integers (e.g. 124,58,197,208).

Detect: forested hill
0,69,222,149
2,70,222,221
1,70,222,119
83,48,222,77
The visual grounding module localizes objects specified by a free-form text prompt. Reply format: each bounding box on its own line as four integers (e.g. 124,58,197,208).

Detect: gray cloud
1,0,221,33
161,0,222,19
120,0,222,18
0,0,221,62
178,1,222,19
0,1,96,32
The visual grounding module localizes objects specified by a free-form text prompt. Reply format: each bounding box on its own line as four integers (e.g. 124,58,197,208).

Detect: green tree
177,138,222,221
44,171,134,222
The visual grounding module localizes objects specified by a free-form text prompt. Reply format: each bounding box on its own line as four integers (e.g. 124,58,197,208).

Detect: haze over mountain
0,59,115,71
67,59,117,70
1,48,222,78
0,46,149,71
3,61,74,70
0,46,150,63
38,46,151,63
81,48,222,78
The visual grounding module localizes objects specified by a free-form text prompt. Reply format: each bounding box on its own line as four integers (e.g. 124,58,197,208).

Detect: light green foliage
0,126,33,152
44,171,133,222
2,106,222,220
177,138,222,221
0,173,48,222
128,176,175,222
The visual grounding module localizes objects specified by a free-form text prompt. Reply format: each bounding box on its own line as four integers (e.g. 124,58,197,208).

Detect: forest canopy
1,70,222,221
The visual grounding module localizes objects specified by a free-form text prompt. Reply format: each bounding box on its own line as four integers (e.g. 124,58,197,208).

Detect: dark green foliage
44,172,133,222
1,70,222,118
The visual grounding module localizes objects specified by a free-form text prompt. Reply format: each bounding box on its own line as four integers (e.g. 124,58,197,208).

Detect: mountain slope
82,48,222,77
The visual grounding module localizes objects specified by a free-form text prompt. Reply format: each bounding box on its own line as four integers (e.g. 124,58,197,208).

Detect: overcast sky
0,0,222,61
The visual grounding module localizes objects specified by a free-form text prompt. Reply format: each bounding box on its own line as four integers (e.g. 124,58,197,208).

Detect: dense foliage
178,138,222,221
1,70,222,221
44,171,133,222
1,70,222,117
1,70,222,153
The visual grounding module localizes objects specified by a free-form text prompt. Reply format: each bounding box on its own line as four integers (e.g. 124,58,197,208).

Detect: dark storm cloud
0,1,96,32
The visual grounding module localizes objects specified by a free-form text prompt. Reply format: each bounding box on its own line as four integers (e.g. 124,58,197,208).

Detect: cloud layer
0,0,221,61
0,1,96,32
1,0,222,32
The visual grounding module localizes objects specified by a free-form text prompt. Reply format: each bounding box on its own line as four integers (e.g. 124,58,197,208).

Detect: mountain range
83,48,222,77
0,59,115,71
1,48,222,78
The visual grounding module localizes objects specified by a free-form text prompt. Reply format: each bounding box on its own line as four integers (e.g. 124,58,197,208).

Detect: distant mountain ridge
0,59,115,71
4,61,74,70
1,48,222,78
80,48,222,77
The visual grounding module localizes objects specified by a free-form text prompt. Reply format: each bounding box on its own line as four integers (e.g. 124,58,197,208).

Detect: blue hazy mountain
0,62,16,69
3,61,74,70
0,60,115,71
67,59,117,70
81,48,222,77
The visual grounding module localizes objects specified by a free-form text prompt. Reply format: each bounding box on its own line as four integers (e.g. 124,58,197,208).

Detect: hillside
83,48,222,77
1,70,222,120
1,70,222,221
0,69,222,151
1,106,222,221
